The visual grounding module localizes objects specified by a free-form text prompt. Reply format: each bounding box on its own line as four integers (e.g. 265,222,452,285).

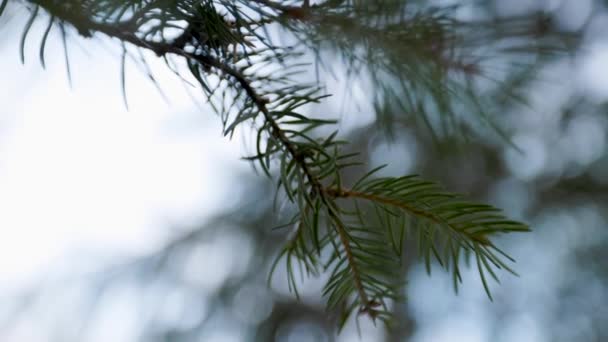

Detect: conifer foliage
1,0,574,327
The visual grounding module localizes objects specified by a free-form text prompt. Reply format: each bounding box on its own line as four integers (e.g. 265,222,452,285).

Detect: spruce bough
2,0,574,328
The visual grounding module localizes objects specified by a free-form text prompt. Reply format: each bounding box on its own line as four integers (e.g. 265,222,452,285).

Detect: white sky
0,24,247,290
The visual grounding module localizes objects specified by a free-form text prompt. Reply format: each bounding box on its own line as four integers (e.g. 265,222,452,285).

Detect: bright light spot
368,132,417,177
182,230,253,292
490,178,534,219
200,325,247,342
577,44,608,102
231,284,274,325
563,115,606,166
156,288,208,330
407,266,455,322
412,315,490,342
498,313,547,342
337,314,385,342
504,135,547,180
276,321,328,342
84,286,139,342
554,0,592,31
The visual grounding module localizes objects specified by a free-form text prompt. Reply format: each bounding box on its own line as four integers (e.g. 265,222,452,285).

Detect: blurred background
0,0,607,341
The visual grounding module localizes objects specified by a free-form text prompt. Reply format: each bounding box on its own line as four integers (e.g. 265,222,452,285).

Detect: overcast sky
0,18,248,290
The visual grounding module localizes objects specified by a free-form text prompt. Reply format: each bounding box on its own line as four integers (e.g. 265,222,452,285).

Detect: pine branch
326,186,527,246
4,0,553,328
329,207,371,310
